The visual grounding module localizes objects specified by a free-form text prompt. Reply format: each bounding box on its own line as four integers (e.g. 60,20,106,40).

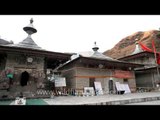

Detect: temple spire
17,18,41,49
132,38,143,55
23,18,37,35
91,41,117,61
92,41,99,52
4,18,42,50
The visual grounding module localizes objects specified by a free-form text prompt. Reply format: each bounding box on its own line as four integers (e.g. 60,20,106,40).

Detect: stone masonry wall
76,67,136,93
0,53,45,98
60,66,136,94
61,68,76,88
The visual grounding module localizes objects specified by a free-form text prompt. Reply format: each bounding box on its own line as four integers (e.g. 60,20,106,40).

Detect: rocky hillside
103,30,160,59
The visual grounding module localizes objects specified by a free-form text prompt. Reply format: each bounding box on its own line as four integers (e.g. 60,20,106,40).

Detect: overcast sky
0,15,160,53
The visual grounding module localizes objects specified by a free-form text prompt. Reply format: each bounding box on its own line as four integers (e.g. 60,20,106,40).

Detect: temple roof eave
0,45,72,60
58,56,144,70
118,51,154,61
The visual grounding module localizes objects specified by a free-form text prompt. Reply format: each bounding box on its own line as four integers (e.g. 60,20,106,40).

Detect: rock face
103,30,160,59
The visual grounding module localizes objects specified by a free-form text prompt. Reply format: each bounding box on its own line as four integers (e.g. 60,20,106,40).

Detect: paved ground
126,100,160,105
43,91,160,105
1,91,160,105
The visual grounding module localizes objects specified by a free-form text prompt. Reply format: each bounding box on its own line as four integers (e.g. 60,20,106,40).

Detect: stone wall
76,67,112,76
61,68,76,88
75,67,136,93
0,53,46,98
60,66,136,94
0,54,6,71
76,78,89,89
136,72,153,87
5,53,44,69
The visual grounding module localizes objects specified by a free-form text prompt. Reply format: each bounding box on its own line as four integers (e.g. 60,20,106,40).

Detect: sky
0,15,160,54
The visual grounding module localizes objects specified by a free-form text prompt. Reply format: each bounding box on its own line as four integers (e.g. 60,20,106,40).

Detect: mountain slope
103,30,160,59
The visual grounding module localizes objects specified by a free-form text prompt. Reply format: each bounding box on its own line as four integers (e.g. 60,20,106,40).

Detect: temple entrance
89,78,95,88
108,80,113,94
20,71,29,86
89,78,96,95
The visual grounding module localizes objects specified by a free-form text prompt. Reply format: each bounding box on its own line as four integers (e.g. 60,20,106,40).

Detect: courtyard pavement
4,91,160,105
43,91,160,105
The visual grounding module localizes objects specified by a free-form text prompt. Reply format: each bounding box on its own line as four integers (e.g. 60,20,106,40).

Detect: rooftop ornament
23,18,37,35
131,38,143,55
92,41,99,52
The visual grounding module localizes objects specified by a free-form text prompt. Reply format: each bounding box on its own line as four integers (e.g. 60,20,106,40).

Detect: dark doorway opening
20,71,29,86
89,78,95,88
109,80,113,94
89,78,96,94
123,79,128,84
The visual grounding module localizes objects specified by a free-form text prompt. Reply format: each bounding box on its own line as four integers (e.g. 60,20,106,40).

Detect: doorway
89,78,95,88
20,71,29,86
108,79,114,94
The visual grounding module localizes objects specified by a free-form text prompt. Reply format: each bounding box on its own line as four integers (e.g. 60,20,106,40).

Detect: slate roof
0,39,11,45
90,50,120,62
5,36,43,50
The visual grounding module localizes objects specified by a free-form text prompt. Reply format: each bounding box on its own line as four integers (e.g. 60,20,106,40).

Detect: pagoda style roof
0,45,71,61
80,41,120,62
5,37,43,50
0,18,72,69
4,18,42,50
91,51,120,62
58,42,144,70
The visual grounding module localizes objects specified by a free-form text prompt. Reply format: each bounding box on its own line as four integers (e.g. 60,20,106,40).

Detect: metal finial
23,18,37,35
92,41,99,52
135,38,139,44
30,18,33,24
